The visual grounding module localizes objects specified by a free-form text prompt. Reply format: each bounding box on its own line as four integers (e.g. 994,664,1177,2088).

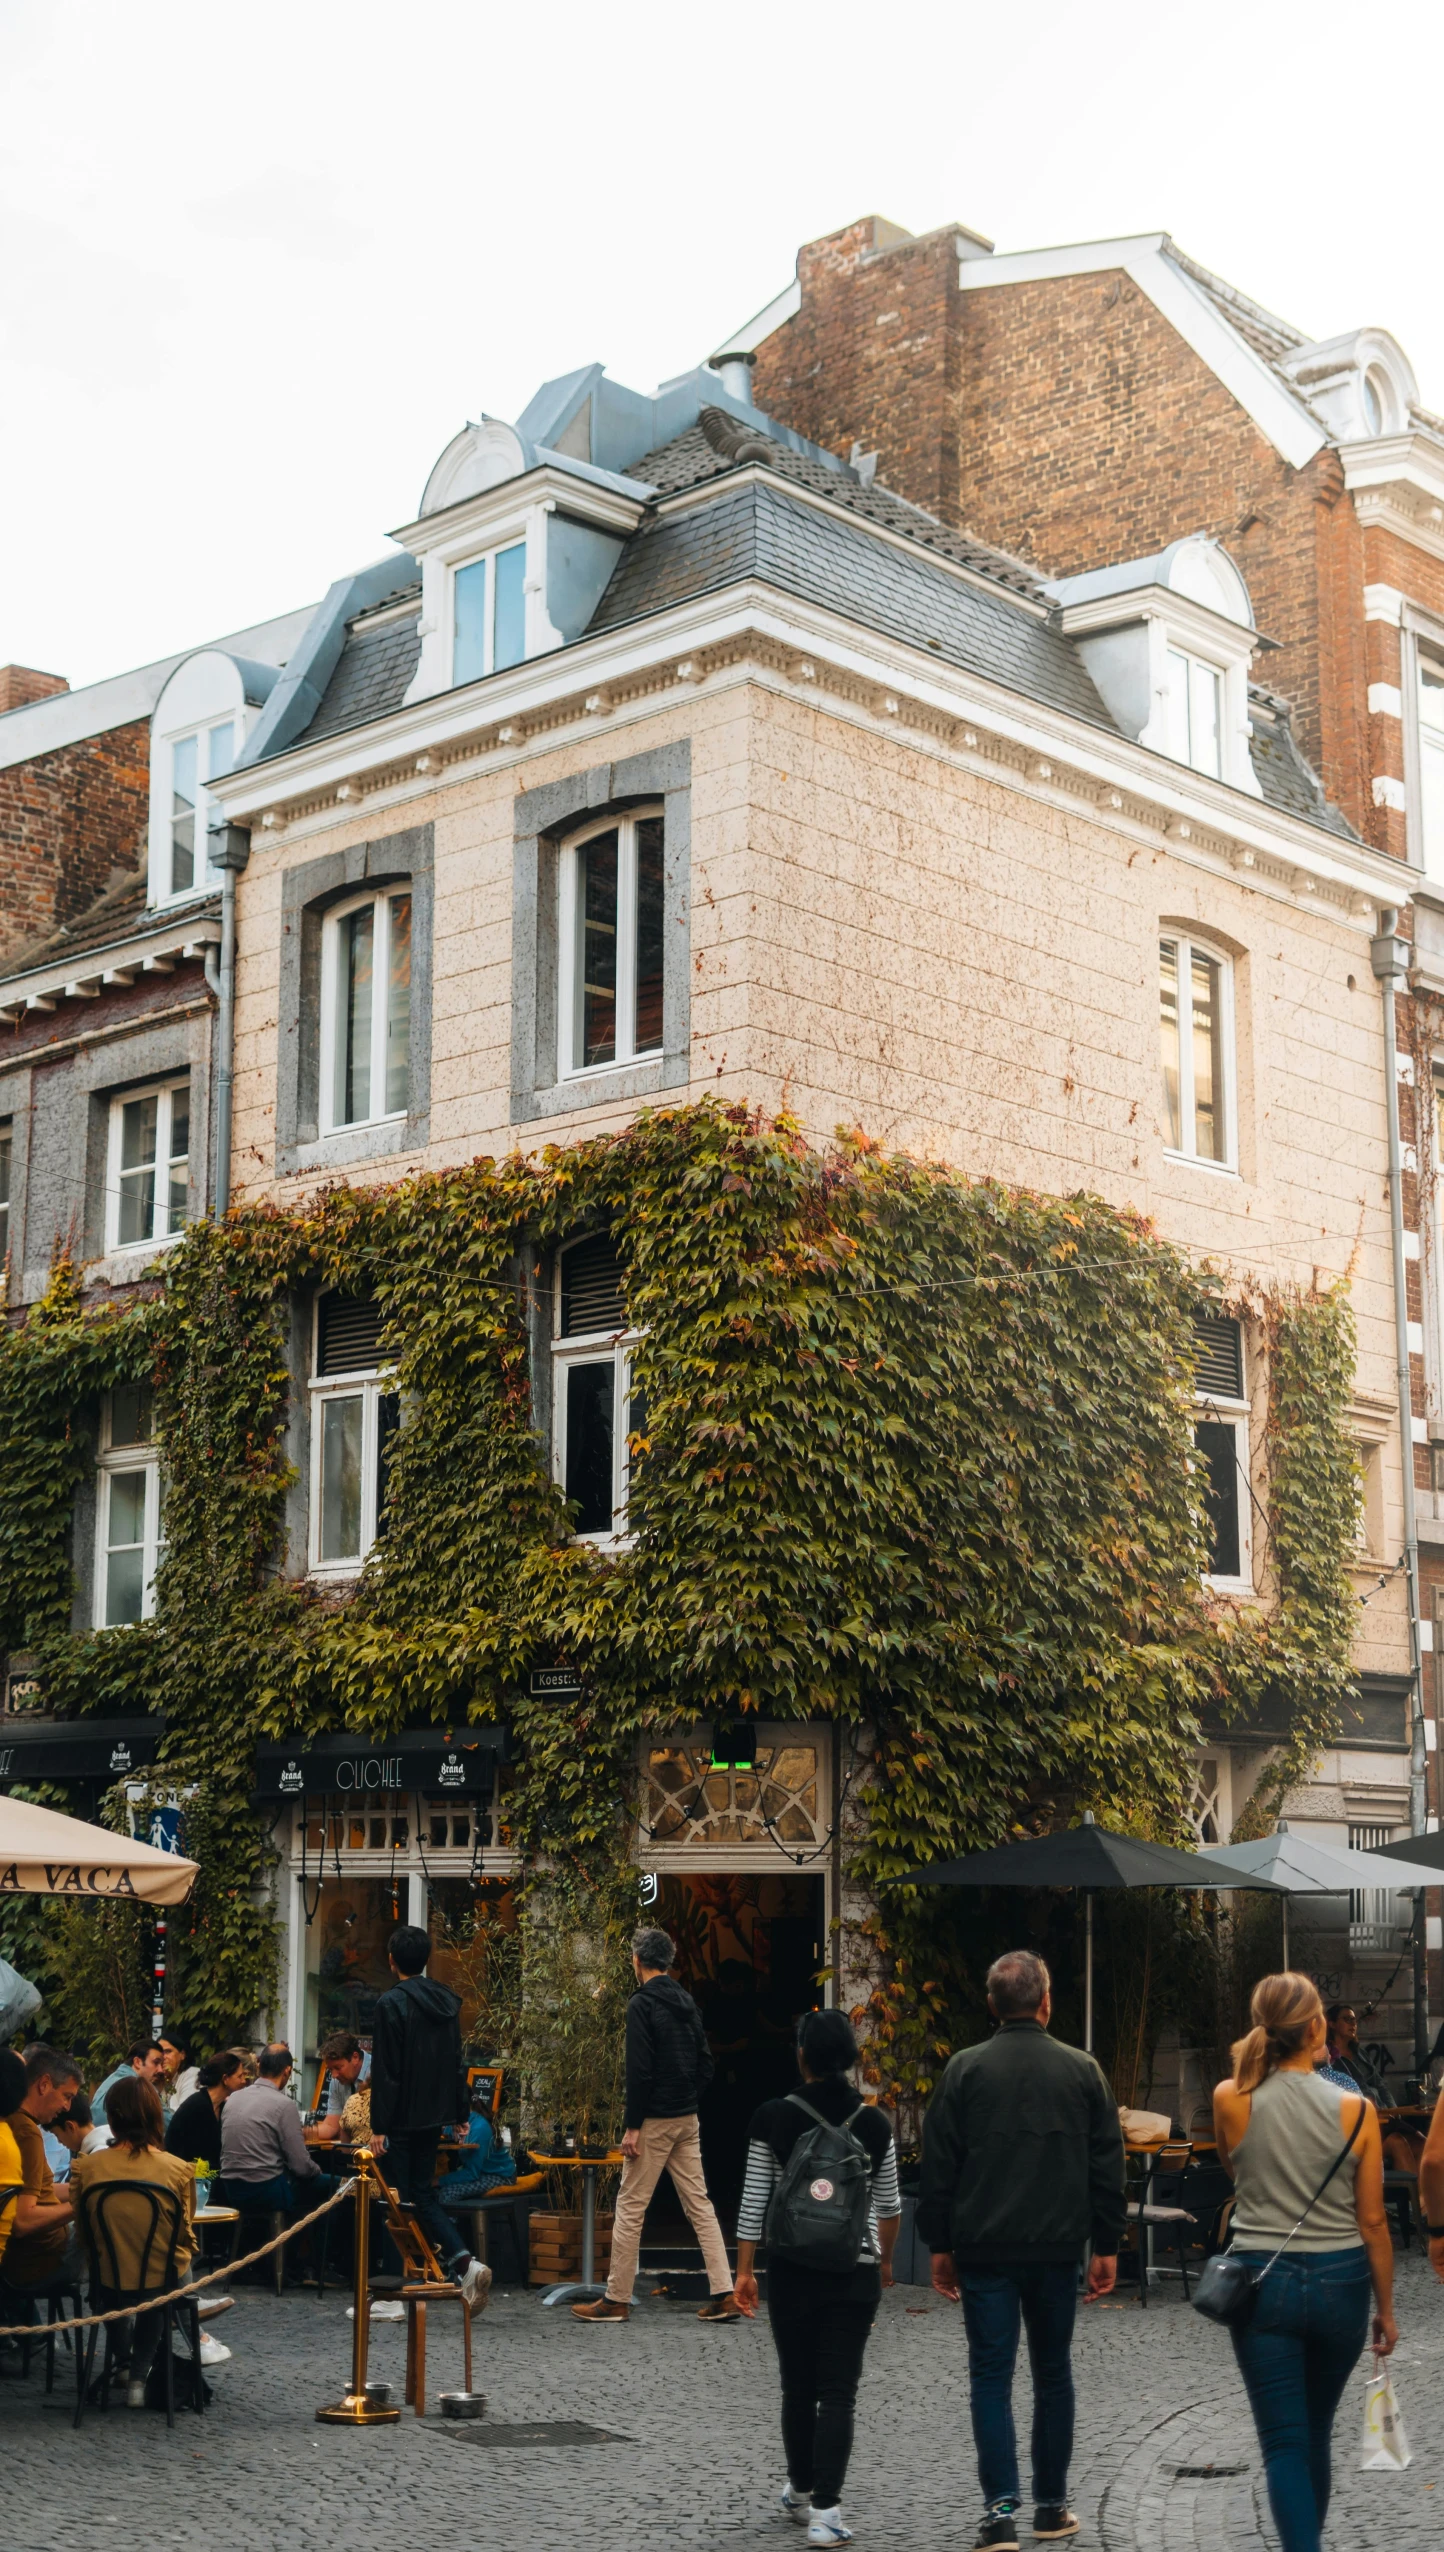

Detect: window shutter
1192,1312,1243,1401
560,1234,626,1338
317,1292,386,1376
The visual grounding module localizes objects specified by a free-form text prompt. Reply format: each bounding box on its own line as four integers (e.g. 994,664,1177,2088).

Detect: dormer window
1048,537,1259,797
1164,650,1223,779
167,718,235,897
320,889,412,1133
453,542,527,685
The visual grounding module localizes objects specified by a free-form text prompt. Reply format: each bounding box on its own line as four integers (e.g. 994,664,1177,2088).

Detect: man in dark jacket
919,1949,1125,2551
573,1925,738,2324
370,1924,491,2309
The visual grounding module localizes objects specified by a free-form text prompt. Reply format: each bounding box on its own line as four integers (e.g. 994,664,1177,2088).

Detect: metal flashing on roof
0,897,220,1018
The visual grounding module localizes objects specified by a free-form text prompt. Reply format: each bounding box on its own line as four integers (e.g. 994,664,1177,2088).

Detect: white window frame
0,1117,11,1267
161,716,237,903
449,539,528,687
551,1322,641,1548
558,806,666,1080
318,888,411,1136
307,1360,396,1580
1163,647,1226,778
1415,639,1444,884
1160,933,1237,1174
94,1393,161,1627
1194,1342,1252,1594
105,1076,191,1254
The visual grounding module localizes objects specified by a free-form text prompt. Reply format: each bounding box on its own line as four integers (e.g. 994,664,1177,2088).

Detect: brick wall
752,235,1380,836
0,719,150,966
0,666,69,714
749,220,967,523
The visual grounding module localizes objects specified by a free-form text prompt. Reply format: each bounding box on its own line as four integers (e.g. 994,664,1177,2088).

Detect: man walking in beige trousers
573,1925,740,2323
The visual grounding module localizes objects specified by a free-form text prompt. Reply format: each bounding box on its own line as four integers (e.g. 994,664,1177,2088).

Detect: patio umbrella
1363,1829,1444,1875
903,1811,1282,2050
0,1793,198,1906
1202,1820,1442,1966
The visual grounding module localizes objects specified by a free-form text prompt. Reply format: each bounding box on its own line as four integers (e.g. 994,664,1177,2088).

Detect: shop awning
0,1717,166,1786
253,1726,508,1801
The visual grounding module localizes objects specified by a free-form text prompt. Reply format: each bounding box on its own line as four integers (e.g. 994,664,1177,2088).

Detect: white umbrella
0,1793,198,1906
1201,1819,1439,1964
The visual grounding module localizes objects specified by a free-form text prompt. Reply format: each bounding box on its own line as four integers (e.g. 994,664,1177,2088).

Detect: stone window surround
2,1014,211,1308
510,741,690,1126
274,821,433,1178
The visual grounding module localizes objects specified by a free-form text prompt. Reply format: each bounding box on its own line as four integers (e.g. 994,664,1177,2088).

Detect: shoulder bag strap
1252,2094,1367,2289
783,2093,830,2131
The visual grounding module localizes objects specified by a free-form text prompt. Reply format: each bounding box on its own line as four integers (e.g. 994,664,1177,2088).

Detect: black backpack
764,2094,874,2271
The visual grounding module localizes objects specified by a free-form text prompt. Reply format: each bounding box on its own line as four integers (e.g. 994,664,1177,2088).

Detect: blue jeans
1230,2247,1370,2552
960,2262,1078,2507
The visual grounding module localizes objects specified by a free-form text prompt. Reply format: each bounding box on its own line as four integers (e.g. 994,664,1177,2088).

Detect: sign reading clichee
254,1726,506,1800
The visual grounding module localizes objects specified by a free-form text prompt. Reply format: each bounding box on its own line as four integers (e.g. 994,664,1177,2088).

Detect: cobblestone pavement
3,2254,1441,2552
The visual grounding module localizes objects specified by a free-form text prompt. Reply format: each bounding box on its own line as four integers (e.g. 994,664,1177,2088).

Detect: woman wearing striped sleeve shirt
734,2008,902,2547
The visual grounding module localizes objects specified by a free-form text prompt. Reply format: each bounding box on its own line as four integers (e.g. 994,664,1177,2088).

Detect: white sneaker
807,2514,853,2547
780,2482,813,2524
346,2300,405,2323
125,2378,147,2410
458,2257,493,2312
198,2333,232,2366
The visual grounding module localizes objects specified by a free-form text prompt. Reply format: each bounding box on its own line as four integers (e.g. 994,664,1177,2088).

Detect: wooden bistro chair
371,2161,473,2417
74,2178,203,2429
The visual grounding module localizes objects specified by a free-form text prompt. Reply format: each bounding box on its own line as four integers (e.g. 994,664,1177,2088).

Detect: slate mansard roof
272,415,1357,840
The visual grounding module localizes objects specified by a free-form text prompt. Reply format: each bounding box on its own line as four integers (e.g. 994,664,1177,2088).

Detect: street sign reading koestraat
253,1726,507,1799
529,1669,581,1697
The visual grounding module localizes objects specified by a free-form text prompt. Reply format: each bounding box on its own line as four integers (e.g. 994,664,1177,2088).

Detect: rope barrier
0,2174,359,2340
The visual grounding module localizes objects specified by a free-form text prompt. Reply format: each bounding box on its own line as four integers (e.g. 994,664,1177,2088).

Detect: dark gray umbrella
904,1810,1284,2050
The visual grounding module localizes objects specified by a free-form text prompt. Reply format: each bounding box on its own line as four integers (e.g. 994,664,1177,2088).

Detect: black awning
253,1726,507,1800
0,1717,166,1785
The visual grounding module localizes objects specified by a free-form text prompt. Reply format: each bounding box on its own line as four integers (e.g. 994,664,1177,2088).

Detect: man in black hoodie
572,1925,738,2323
370,1924,491,2309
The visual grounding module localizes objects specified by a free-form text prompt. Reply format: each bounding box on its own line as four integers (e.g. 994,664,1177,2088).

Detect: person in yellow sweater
0,2047,25,2273
71,2073,195,2410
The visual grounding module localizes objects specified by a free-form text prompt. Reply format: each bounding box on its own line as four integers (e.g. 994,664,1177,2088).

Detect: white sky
3,0,1442,689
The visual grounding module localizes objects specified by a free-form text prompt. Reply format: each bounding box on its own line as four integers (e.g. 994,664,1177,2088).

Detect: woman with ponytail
1213,1971,1396,2552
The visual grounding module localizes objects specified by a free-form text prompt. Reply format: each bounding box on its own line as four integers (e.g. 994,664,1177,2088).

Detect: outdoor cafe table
530,2150,624,2307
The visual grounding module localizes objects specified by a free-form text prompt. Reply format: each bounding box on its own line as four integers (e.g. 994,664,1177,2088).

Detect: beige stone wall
230,671,1407,1676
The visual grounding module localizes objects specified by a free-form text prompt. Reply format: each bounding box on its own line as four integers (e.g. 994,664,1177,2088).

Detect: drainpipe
203,820,252,1220
1371,909,1429,2076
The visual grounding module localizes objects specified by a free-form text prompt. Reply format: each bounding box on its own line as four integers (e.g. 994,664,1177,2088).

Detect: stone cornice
208,584,1400,926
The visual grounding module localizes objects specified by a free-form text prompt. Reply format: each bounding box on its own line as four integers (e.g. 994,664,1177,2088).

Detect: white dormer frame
148,650,276,908
395,466,648,708
1056,584,1260,796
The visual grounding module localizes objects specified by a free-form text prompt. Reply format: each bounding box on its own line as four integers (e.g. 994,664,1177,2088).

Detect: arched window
319,888,412,1132
1159,933,1235,1169
558,808,665,1077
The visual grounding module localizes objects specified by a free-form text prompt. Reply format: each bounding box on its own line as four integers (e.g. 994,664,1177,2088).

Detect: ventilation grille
560,1234,626,1338
317,1292,386,1376
1192,1313,1243,1401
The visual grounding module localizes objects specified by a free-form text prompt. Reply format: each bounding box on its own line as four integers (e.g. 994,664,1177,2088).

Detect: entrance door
653,1872,825,2227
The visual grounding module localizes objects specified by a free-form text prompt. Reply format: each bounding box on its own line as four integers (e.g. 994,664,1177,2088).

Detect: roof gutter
204,821,251,1220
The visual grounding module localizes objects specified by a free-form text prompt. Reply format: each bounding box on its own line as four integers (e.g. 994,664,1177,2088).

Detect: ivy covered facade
0,340,1419,2121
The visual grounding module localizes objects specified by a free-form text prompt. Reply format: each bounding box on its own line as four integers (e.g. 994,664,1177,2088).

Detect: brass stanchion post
317,2149,399,2424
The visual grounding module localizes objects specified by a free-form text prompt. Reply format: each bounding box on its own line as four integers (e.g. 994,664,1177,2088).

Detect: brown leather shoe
696,2294,743,2321
571,2296,630,2322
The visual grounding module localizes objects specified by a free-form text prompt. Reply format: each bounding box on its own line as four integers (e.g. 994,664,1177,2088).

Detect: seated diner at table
166,2052,248,2177
3,2042,84,2295
216,2042,330,2217
311,2033,367,2142
71,2073,196,2409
